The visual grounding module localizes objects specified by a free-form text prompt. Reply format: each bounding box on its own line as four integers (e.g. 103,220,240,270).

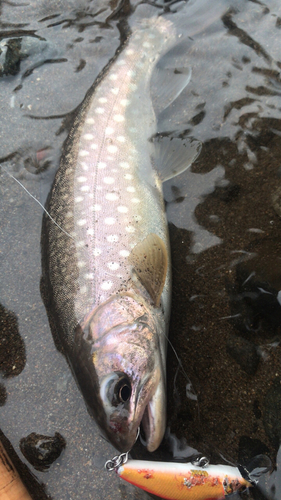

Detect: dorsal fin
129,234,168,307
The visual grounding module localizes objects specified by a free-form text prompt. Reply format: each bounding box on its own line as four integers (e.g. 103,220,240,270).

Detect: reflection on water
1,0,281,498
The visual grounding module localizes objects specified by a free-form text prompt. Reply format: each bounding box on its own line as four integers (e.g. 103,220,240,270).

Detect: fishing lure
114,458,252,500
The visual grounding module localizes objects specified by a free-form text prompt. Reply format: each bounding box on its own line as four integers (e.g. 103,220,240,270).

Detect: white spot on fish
103,177,115,184
107,235,119,243
84,133,94,140
87,228,94,236
124,174,133,180
111,88,119,95
130,83,137,91
126,225,135,233
79,150,89,157
126,49,134,55
93,204,102,211
101,280,113,290
106,193,118,201
116,59,126,66
77,219,87,226
108,262,119,271
105,127,114,135
133,215,142,222
78,261,86,268
109,73,118,81
119,250,130,257
80,285,88,294
127,69,135,77
85,273,94,280
81,185,90,192
82,163,89,171
98,162,106,169
121,99,130,107
127,186,135,193
119,161,130,169
95,107,105,114
75,196,84,202
117,206,128,213
86,117,95,124
77,241,85,248
98,97,107,103
78,176,87,183
91,143,98,150
143,41,151,48
131,197,140,203
66,211,73,218
117,136,125,143
107,145,118,153
94,248,102,256
113,114,124,122
105,217,115,225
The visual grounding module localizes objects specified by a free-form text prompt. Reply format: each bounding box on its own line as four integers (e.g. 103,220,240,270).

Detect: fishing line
163,329,198,401
1,167,74,240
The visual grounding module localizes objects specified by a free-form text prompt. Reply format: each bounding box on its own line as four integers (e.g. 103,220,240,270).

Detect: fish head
78,294,166,453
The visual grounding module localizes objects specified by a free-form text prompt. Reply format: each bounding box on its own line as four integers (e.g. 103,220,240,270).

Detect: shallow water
1,0,281,498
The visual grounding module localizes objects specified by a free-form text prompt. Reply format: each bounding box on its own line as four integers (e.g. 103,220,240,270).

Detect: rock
226,334,260,375
263,380,281,448
19,432,66,471
0,303,26,378
238,436,270,464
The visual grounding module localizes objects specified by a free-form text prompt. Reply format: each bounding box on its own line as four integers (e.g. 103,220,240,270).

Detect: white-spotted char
41,10,200,452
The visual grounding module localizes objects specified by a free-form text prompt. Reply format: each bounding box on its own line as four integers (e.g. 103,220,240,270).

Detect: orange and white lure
116,459,251,500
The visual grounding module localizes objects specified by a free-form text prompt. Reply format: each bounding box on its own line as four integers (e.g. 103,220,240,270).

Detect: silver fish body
41,14,195,453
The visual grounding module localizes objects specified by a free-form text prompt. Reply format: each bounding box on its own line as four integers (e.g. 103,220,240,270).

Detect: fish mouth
139,382,166,452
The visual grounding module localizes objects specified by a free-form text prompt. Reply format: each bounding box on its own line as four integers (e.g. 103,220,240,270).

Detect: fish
116,459,252,500
40,5,201,453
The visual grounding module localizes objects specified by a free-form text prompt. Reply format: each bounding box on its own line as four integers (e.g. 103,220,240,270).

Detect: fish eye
117,379,131,403
106,373,132,406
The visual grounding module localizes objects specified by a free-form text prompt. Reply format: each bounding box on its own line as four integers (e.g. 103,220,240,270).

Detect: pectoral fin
151,38,193,115
129,234,168,307
151,65,192,115
154,135,201,182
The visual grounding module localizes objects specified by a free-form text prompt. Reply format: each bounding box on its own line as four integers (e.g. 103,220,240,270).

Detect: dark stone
253,399,262,420
238,436,270,464
227,239,281,338
0,383,7,406
263,380,281,448
0,303,26,378
0,38,22,77
226,335,260,375
19,432,66,471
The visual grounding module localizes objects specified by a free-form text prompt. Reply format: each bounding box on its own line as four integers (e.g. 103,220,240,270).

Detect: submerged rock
226,334,260,375
263,380,281,449
238,436,270,464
